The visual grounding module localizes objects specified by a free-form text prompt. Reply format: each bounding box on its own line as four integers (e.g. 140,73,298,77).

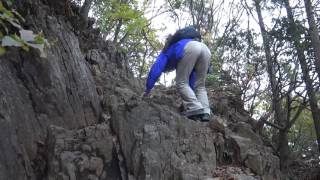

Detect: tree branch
80,0,93,24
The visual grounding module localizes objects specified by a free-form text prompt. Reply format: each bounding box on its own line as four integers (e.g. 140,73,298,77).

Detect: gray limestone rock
109,95,217,179
0,4,101,180
47,123,121,180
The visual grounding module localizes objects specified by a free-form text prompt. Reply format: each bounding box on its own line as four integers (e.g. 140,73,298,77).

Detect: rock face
0,0,281,180
47,123,121,180
110,100,217,179
0,0,101,179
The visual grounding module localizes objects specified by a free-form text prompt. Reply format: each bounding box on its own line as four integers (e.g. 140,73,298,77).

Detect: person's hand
140,91,151,100
143,92,150,97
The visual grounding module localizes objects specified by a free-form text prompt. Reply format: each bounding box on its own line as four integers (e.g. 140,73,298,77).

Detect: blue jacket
145,39,196,93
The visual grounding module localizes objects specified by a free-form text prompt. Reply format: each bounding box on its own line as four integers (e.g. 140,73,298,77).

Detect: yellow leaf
0,46,5,56
21,44,29,52
0,2,4,12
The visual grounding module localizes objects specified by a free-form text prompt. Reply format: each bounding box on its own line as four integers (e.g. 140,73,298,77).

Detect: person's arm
145,52,168,93
189,70,196,91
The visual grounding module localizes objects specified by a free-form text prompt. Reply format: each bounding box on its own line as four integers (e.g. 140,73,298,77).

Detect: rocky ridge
0,0,280,179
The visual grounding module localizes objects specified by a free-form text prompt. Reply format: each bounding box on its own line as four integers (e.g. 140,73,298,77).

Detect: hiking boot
181,108,204,117
187,114,203,121
200,113,210,122
187,113,210,121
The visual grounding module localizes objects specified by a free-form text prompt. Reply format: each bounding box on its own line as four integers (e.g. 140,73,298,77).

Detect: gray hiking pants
176,41,211,116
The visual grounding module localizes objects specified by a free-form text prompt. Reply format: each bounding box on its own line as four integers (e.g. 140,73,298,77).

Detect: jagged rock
212,166,259,180
104,83,280,179
0,1,102,179
207,89,280,179
209,115,227,134
231,122,263,145
109,96,217,179
222,133,280,180
89,157,104,176
47,124,121,180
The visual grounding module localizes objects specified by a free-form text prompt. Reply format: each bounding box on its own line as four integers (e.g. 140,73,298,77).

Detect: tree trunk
285,0,320,153
113,20,123,44
278,130,289,170
80,0,93,25
254,0,289,170
139,46,148,78
304,0,320,82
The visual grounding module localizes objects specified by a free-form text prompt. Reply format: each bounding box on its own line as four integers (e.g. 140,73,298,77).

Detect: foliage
0,1,48,57
206,74,221,87
91,0,161,77
165,0,250,87
288,107,317,159
251,0,320,168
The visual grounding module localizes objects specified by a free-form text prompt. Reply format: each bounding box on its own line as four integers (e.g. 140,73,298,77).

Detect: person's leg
194,42,211,115
176,41,203,116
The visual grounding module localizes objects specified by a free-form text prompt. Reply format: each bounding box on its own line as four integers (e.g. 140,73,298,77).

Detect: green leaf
21,43,29,51
26,42,43,50
20,29,36,42
34,32,45,44
4,10,14,18
0,11,22,29
0,19,8,33
26,42,46,58
11,9,25,22
0,2,4,12
2,35,23,47
0,46,5,56
8,19,22,29
5,0,12,7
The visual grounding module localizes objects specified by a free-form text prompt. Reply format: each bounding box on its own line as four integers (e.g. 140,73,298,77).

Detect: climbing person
143,26,212,122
